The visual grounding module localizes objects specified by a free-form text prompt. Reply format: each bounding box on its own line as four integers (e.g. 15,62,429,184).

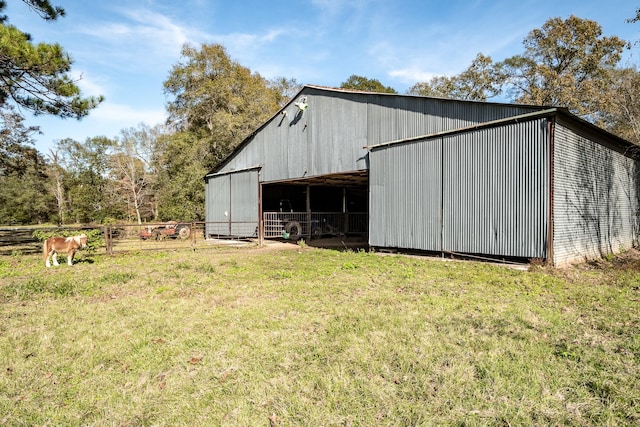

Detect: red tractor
140,221,191,240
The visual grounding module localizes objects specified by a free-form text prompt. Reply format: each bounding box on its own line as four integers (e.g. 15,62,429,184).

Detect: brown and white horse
43,234,88,267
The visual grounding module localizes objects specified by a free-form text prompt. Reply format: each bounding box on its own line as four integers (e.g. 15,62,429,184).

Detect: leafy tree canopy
0,105,39,175
498,15,627,121
156,131,207,221
408,54,500,101
268,76,302,107
164,43,282,170
0,0,103,119
409,16,628,128
601,66,640,144
340,75,397,93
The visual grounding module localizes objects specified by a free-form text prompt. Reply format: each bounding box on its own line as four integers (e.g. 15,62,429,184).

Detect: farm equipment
140,221,191,240
276,200,306,241
271,200,341,241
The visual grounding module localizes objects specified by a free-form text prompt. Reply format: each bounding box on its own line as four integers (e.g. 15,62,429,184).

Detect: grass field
1,244,639,426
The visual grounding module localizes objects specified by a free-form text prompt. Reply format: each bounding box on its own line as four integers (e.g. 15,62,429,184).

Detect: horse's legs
45,250,52,267
52,251,60,266
67,250,75,266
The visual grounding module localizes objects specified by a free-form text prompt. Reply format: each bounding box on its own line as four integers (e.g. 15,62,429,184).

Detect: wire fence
105,222,260,254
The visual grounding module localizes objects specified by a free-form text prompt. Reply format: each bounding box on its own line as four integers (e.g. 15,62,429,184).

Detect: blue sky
5,0,639,154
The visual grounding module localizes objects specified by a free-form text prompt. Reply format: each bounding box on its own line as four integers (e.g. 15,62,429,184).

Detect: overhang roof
263,170,369,187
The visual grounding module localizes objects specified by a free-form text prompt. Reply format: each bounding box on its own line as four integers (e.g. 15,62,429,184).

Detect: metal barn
204,85,640,265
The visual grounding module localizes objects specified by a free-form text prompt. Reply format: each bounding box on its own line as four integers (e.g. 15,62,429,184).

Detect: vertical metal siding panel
366,97,540,147
369,151,385,247
440,102,539,132
268,122,292,182
287,111,307,179
230,170,259,236
369,139,442,250
443,120,547,258
311,93,369,176
205,174,231,235
553,124,640,265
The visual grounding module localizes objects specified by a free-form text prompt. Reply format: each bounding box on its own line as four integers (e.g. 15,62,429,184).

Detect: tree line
1,1,639,225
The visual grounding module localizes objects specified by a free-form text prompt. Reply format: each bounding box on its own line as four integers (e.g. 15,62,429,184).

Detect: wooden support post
306,184,311,240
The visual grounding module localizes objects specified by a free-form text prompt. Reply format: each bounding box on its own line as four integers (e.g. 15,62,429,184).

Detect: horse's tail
42,238,49,266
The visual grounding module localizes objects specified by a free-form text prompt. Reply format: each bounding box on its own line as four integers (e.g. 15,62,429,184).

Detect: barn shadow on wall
565,137,632,260
628,146,640,248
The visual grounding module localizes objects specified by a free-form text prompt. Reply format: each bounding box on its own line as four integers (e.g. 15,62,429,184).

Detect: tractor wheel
176,224,191,239
284,221,302,240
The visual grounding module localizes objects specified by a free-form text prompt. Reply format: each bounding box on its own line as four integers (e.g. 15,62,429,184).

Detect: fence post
103,225,112,255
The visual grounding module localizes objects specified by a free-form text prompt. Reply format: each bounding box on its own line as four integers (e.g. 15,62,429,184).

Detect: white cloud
388,68,439,85
71,71,109,98
213,29,288,55
92,102,166,125
121,8,196,52
75,7,210,68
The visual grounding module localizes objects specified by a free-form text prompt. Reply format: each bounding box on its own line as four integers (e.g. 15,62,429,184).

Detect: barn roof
206,85,638,177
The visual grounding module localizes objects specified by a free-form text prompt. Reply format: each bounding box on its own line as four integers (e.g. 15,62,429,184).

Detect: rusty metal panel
552,122,640,265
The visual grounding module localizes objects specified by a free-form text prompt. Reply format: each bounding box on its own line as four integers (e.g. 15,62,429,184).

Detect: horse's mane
64,234,87,245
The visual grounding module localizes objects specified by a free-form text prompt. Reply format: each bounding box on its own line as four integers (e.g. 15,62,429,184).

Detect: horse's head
77,234,88,248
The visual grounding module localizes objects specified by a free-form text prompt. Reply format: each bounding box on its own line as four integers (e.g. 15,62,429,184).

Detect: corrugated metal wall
205,169,259,237
553,121,640,265
370,119,549,259
369,138,442,250
205,173,230,236
443,120,548,258
214,87,541,184
366,95,538,146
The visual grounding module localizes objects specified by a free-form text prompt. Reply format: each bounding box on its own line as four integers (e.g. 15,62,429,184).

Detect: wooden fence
0,222,259,256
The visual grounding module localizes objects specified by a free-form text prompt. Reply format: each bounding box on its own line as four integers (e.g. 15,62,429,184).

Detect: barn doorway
261,171,369,245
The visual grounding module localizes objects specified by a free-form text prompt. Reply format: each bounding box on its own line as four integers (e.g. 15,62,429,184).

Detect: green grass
1,246,639,426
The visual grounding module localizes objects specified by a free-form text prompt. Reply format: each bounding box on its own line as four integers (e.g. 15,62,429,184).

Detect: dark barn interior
261,171,369,244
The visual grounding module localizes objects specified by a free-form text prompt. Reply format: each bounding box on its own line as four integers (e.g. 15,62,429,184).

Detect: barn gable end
204,85,640,265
